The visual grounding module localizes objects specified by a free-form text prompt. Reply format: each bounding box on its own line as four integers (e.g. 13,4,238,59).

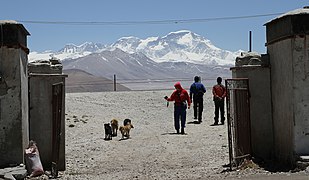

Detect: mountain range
28,30,241,90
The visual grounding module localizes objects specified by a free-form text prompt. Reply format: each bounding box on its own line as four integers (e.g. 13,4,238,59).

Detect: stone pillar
28,58,67,171
0,21,30,168
231,52,273,161
265,7,309,166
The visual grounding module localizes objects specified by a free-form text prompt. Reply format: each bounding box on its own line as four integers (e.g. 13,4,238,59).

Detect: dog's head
111,118,118,125
123,118,132,126
104,123,111,128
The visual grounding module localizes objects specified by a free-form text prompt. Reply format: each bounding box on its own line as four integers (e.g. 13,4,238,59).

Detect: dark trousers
174,105,187,130
214,99,225,124
193,97,203,121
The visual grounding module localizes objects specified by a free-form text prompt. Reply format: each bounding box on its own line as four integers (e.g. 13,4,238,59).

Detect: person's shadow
161,132,187,135
187,120,201,124
118,137,131,141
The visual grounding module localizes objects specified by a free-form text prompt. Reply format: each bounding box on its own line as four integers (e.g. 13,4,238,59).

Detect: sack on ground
24,140,44,177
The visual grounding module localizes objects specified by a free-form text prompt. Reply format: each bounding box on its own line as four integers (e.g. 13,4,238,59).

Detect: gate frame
225,78,252,170
51,82,64,177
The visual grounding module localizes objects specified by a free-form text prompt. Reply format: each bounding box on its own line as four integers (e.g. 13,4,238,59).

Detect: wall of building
231,66,273,161
0,47,29,168
268,39,295,165
293,35,309,155
20,48,30,154
29,75,66,170
28,61,66,171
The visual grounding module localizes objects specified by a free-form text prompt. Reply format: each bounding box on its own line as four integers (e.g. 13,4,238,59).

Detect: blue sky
1,1,307,53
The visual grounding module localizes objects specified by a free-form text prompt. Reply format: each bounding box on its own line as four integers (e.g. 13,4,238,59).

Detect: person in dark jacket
190,76,206,123
212,77,226,125
164,82,191,134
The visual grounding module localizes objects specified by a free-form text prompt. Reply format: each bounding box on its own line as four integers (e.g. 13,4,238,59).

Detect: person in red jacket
212,77,226,125
164,82,191,134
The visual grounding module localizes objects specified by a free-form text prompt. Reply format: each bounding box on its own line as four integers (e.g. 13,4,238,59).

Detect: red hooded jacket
167,82,191,107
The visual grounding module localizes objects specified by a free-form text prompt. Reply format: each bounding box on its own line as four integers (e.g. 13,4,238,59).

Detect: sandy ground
42,90,308,180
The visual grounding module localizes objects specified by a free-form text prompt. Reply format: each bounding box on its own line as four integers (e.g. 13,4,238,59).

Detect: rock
4,173,15,180
0,165,27,180
306,166,309,174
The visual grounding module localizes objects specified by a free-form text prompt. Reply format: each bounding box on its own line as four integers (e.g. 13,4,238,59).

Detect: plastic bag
24,140,44,177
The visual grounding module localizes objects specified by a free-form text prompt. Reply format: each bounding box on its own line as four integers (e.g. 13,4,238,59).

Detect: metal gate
225,78,251,169
51,82,63,177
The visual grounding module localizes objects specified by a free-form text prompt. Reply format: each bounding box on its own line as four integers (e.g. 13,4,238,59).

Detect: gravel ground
28,90,309,180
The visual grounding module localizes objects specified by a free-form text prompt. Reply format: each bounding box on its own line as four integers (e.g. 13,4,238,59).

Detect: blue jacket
190,82,206,99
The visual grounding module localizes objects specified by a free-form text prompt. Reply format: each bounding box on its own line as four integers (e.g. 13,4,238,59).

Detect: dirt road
45,90,308,180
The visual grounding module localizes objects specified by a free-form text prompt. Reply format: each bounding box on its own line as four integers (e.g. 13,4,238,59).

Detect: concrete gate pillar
28,58,67,171
0,21,30,168
265,6,309,166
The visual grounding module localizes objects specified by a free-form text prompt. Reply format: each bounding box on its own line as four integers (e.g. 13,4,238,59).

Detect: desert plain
28,89,308,180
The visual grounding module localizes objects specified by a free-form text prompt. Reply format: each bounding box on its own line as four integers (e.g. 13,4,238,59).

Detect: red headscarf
174,82,183,90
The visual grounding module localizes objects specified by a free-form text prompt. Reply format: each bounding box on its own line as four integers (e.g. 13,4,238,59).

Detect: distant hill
64,69,130,93
30,30,236,90
62,48,232,81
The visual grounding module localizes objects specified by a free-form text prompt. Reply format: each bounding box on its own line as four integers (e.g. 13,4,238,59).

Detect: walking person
212,77,226,125
190,76,206,123
164,82,191,134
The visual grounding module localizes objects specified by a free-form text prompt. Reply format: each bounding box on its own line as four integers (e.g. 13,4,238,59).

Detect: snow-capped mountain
59,42,105,53
29,30,240,65
111,30,238,65
28,30,239,89
29,42,105,62
62,48,178,80
62,48,231,83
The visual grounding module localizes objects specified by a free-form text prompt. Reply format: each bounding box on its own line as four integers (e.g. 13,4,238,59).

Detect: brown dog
119,123,134,139
110,119,119,136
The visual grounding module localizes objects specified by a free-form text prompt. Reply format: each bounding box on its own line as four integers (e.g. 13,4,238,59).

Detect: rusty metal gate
51,82,63,177
225,78,251,169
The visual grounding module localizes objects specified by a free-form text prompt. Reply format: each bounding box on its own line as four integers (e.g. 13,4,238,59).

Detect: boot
181,128,185,134
221,117,225,125
176,129,179,134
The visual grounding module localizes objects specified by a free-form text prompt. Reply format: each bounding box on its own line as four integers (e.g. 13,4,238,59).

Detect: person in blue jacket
190,76,206,123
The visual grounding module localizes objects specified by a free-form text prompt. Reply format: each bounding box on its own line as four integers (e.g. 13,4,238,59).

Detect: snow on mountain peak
164,30,193,38
137,37,159,49
29,30,239,65
111,30,234,65
112,36,141,53
58,42,105,54
163,30,218,50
